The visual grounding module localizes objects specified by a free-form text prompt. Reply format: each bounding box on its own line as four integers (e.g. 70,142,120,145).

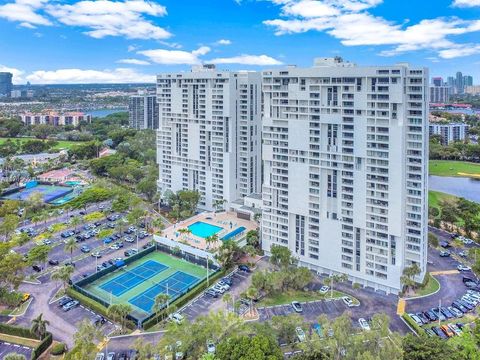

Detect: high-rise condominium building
456,71,464,94
463,75,473,88
129,92,159,130
429,123,469,145
429,84,450,103
261,58,428,294
0,72,13,97
156,65,262,211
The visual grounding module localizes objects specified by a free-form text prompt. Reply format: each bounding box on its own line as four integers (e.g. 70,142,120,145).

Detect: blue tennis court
129,271,200,312
100,260,168,296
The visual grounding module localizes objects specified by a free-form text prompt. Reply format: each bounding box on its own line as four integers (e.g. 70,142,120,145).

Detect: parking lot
0,341,32,359
180,270,252,321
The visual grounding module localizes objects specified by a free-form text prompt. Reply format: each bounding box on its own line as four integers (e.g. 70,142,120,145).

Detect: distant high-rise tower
128,93,159,130
261,58,429,294
156,65,262,211
463,75,473,88
0,72,13,97
432,77,443,87
456,71,464,94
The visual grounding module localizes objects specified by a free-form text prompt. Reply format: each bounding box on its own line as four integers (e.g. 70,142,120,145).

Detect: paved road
0,341,32,359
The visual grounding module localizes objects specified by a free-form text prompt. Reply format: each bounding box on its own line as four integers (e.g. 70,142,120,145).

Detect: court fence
70,242,221,328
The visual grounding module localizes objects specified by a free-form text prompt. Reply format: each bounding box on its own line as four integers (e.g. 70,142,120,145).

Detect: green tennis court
81,251,209,317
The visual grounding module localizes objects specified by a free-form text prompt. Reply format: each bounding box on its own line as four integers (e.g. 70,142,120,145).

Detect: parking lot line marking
430,270,459,275
396,298,406,315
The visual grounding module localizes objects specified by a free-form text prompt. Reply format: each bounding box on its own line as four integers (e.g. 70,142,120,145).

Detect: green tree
271,314,303,346
0,214,19,241
64,238,78,263
402,334,452,360
51,265,74,291
65,319,103,360
323,273,348,299
246,230,260,248
270,244,297,269
27,244,51,268
107,303,132,333
215,240,242,268
428,233,439,247
30,313,49,339
216,333,283,360
152,293,170,324
401,263,421,292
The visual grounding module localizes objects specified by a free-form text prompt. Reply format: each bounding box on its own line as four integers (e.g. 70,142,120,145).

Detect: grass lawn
257,289,347,307
0,137,85,150
0,333,40,348
429,160,480,178
429,190,458,209
412,273,440,297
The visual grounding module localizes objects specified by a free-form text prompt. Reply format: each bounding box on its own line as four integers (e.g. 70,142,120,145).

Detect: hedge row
0,323,37,339
65,287,136,330
0,323,52,360
401,313,423,336
142,268,229,329
31,333,52,360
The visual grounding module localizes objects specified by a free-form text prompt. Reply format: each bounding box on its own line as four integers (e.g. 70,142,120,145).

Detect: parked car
124,236,134,243
205,289,218,298
291,301,303,313
238,264,250,272
95,353,105,360
32,265,42,272
312,323,323,337
42,239,52,245
342,296,356,307
206,340,216,354
457,264,471,272
452,301,468,313
448,323,462,336
432,326,447,339
358,318,371,331
91,252,102,258
48,259,59,266
62,300,79,311
107,352,115,360
448,306,463,318
295,326,306,342
440,307,454,319
424,310,438,321
424,328,436,337
319,285,329,294
103,237,113,244
169,313,184,324
431,308,446,321
439,251,450,257
408,313,423,326
58,297,73,307
441,325,454,338
416,312,429,324
81,245,91,253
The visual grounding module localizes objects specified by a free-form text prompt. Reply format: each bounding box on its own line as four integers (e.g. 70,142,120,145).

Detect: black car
205,289,218,298
79,211,86,215
107,223,116,229
222,277,233,286
48,259,59,266
238,264,250,272
416,312,429,324
64,260,76,267
94,221,102,227
458,299,474,311
463,276,476,284
118,353,127,360
58,297,73,307
32,265,42,272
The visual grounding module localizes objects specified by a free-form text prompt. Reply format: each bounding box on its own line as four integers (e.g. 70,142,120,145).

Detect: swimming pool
188,221,223,238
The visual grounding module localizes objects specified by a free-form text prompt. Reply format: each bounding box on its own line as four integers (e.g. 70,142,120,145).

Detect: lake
429,175,480,203
86,108,126,118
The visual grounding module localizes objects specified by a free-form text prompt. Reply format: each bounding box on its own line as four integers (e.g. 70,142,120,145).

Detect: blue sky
0,0,479,84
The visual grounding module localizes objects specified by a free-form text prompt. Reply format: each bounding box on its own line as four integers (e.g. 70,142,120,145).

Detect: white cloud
127,45,138,52
438,44,480,58
117,58,151,65
453,0,480,7
19,22,37,29
263,0,480,58
0,0,51,27
45,0,171,40
216,39,232,45
138,46,211,65
209,54,283,65
25,68,155,84
0,64,25,84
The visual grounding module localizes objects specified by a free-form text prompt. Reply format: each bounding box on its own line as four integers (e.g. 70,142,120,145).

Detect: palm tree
245,286,258,316
177,228,191,241
70,216,81,234
64,237,78,263
205,234,219,249
152,293,170,324
107,304,132,333
31,313,49,339
51,265,74,291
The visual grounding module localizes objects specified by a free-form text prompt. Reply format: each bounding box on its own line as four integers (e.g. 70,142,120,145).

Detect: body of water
429,175,480,203
86,108,126,118
440,109,480,115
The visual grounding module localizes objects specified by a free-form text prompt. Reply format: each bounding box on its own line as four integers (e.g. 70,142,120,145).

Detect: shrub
50,342,66,355
428,233,439,248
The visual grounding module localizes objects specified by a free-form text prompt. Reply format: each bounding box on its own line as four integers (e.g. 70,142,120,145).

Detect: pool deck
162,211,258,251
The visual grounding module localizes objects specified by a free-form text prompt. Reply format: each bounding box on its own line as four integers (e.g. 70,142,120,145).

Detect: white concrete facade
156,65,262,211
261,58,429,294
429,123,469,145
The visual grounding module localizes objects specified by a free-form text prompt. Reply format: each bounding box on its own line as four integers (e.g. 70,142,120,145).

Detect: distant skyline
0,0,479,84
